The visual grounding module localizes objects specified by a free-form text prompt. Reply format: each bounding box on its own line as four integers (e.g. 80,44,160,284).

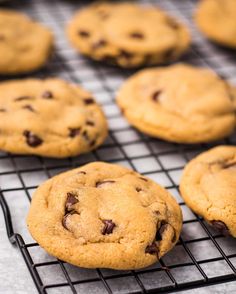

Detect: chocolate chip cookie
195,0,236,49
180,146,236,237
117,63,236,143
67,2,190,68
27,162,182,270
0,9,53,74
0,78,107,157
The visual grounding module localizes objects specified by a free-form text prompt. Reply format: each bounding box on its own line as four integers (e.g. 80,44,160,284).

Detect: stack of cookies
0,0,235,271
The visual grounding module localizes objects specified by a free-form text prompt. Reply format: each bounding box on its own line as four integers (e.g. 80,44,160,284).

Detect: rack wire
0,0,236,293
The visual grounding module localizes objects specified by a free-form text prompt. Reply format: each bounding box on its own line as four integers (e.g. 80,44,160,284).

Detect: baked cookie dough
67,2,190,68
27,162,182,270
180,146,236,237
195,0,236,49
0,78,107,157
0,9,53,74
116,63,236,143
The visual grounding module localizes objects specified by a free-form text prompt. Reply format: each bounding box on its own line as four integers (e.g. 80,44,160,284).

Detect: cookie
195,0,236,49
180,146,236,237
117,63,236,143
27,162,182,270
0,9,53,74
66,2,190,68
0,78,107,158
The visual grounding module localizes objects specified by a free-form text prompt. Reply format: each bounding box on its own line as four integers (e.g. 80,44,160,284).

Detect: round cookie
116,63,236,143
0,78,107,158
27,162,182,270
0,9,53,74
195,0,236,49
180,146,236,237
66,2,190,68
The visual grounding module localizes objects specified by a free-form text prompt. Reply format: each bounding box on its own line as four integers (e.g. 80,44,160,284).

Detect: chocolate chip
84,98,95,105
101,219,116,235
92,39,107,49
14,96,32,102
78,30,90,38
62,213,70,229
62,211,78,230
120,50,133,59
86,120,95,126
0,108,6,112
23,130,43,147
156,221,168,241
130,32,144,39
145,242,158,255
66,192,78,211
164,48,175,60
223,161,236,169
136,187,142,192
211,220,230,236
42,91,53,99
90,139,96,147
166,18,179,29
22,105,35,112
69,128,81,138
82,130,89,141
139,177,148,182
96,180,115,187
78,171,86,175
152,90,162,101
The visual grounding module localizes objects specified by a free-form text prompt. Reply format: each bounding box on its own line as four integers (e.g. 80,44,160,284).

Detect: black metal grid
0,0,236,293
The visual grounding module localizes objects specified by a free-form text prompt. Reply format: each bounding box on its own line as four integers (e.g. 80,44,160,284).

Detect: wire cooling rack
0,0,236,293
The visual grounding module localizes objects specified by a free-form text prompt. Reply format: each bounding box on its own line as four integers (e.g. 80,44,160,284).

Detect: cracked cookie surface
0,78,107,157
66,2,190,68
0,9,53,74
180,146,236,237
195,0,236,49
117,63,236,143
27,162,182,270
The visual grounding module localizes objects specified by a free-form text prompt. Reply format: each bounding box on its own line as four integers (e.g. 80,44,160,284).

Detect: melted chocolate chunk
90,139,96,147
82,130,89,141
0,108,6,112
69,128,81,138
166,18,179,29
152,90,162,101
84,98,95,105
86,120,95,126
22,105,35,112
164,47,175,60
23,130,43,147
139,177,148,182
96,180,115,187
78,30,90,38
14,96,32,102
145,242,158,255
211,220,230,236
102,219,116,235
42,91,53,99
66,192,78,211
136,187,142,192
130,32,144,39
223,161,236,169
120,50,133,59
92,39,107,49
156,221,168,241
62,211,78,230
78,171,86,175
